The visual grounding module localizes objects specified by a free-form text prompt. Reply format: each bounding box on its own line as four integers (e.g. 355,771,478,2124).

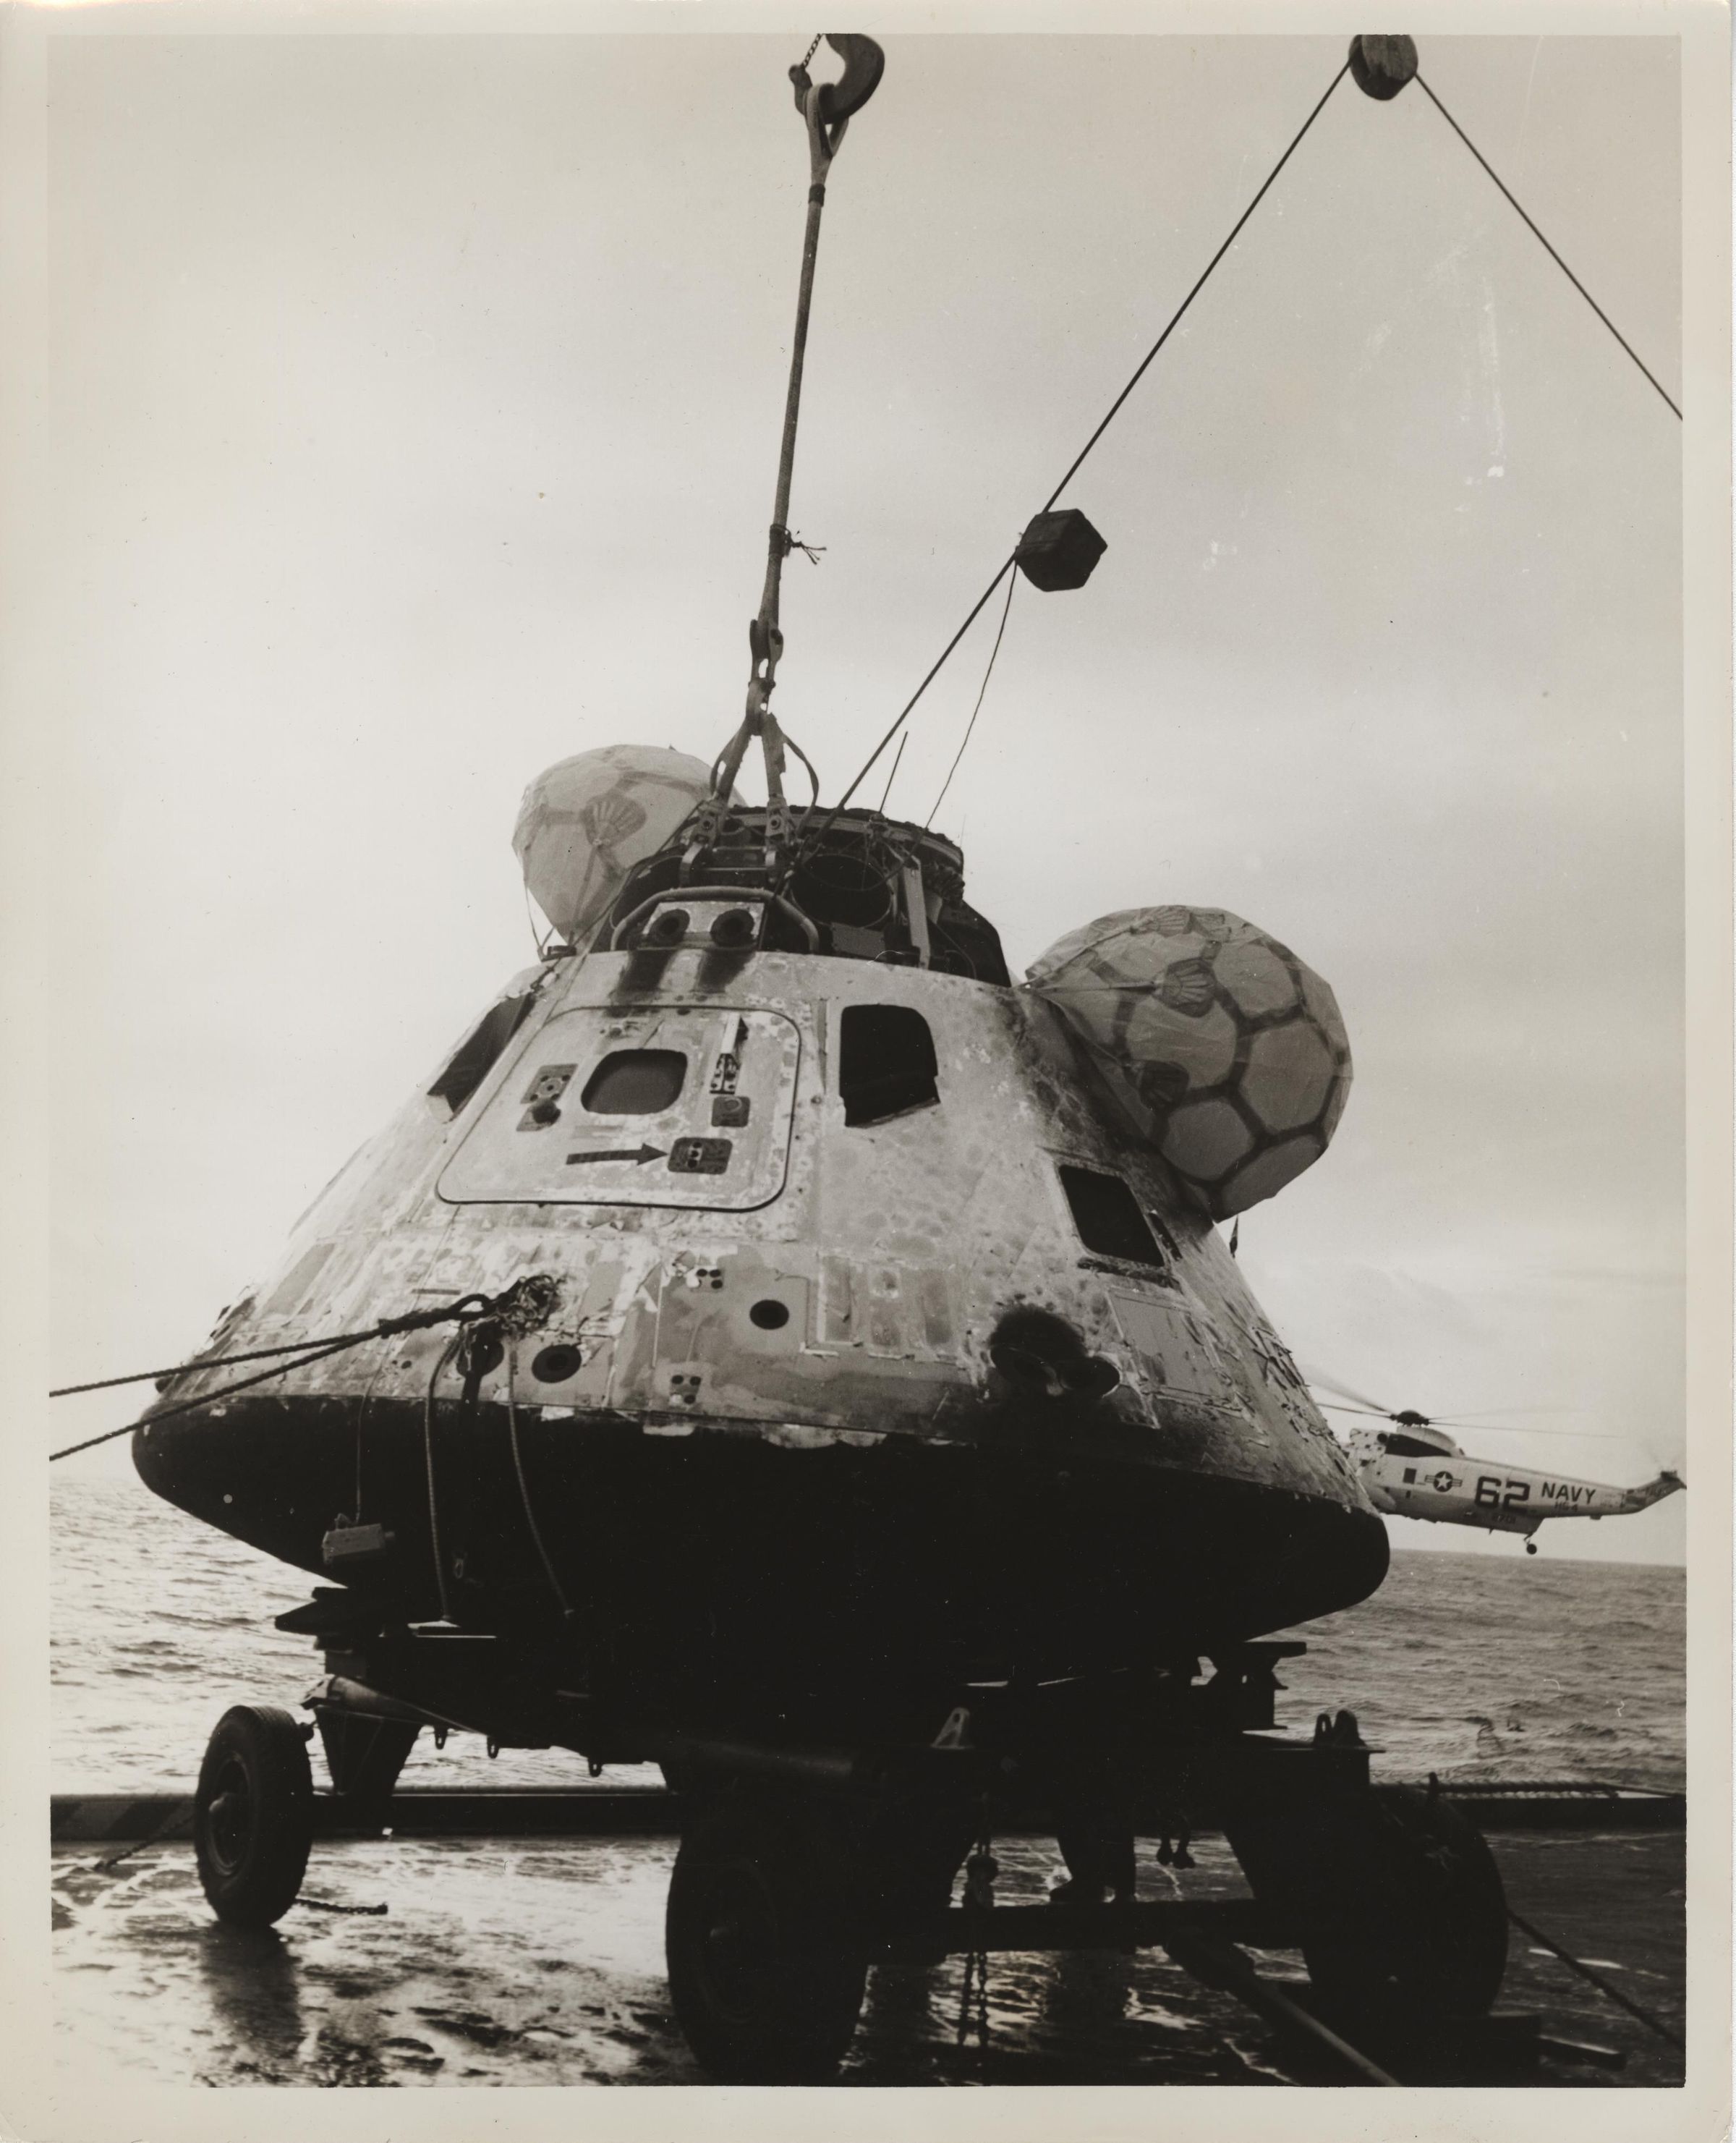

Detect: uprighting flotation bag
1025,905,1352,1219
514,745,723,944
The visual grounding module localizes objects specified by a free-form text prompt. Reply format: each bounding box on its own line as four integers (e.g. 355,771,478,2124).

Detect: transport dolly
184,1629,1527,2083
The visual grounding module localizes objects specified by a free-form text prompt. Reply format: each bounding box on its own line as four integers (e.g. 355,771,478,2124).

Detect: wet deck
52,1826,1683,2087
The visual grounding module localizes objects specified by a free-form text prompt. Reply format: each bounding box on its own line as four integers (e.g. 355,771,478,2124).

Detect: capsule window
427,991,538,1117
838,1005,939,1126
581,1049,687,1115
1058,1166,1168,1270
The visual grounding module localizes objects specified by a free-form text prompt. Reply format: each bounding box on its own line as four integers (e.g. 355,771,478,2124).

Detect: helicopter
60,29,1677,2082
1308,1376,1685,1554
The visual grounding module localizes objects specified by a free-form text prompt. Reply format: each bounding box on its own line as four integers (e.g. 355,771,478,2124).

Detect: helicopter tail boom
1606,1468,1686,1515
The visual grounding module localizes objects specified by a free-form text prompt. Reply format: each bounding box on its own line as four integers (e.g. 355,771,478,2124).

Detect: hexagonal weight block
1015,509,1107,592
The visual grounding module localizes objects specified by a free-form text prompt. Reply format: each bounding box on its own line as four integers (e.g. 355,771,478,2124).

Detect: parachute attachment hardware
1348,35,1418,101
1016,508,1108,593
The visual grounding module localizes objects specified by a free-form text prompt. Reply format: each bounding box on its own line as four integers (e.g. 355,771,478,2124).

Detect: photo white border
1,3,1724,2137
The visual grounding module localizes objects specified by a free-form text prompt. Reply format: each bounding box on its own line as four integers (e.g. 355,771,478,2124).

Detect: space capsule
134,754,1379,1744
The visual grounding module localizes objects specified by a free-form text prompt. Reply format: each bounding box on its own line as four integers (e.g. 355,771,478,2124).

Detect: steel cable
1415,75,1681,421
809,54,1677,856
817,56,1353,829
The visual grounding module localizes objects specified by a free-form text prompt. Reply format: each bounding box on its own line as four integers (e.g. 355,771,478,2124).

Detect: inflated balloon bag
1026,906,1352,1219
514,746,724,946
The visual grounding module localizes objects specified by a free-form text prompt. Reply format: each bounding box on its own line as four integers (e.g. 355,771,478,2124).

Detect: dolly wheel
1303,1785,1509,2019
193,1704,314,1928
665,1796,868,2082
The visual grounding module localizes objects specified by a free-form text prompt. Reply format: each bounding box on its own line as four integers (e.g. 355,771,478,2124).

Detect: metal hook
790,33,885,145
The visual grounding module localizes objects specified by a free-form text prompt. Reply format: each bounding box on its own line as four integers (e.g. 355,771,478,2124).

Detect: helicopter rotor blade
1318,1406,1623,1443
1430,1406,1573,1421
1316,1399,1632,1445
1299,1367,1395,1414
1303,1370,1660,1451
1432,1421,1628,1441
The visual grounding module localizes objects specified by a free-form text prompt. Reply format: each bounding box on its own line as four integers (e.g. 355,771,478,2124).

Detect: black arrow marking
565,1145,668,1168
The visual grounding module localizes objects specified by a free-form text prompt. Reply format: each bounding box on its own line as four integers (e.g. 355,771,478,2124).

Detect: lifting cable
814,55,1354,833
1416,75,1682,421
48,1285,528,1464
807,48,1677,846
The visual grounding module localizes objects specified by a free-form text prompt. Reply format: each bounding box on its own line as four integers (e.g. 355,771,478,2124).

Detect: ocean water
50,1477,1685,1795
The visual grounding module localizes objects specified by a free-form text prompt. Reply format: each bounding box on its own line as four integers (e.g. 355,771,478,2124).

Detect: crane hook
790,33,886,142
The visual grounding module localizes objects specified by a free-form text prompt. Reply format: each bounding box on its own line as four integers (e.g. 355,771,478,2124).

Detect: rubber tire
1302,1785,1508,2019
193,1704,314,1928
665,1794,868,2082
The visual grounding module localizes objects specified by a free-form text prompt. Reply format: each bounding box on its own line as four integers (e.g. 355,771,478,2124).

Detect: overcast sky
44,27,1683,1562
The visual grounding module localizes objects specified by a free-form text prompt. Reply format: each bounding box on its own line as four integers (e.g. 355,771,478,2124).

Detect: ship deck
51,1799,1684,2088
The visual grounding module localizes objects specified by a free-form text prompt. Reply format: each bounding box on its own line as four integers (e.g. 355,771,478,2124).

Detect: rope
423,1336,462,1623
1506,1903,1684,2048
51,1304,489,1399
53,1336,377,1464
817,56,1352,828
877,732,908,814
505,1338,573,1618
812,556,1015,833
924,569,1018,828
777,525,826,565
523,875,554,959
782,727,823,831
47,1286,521,1457
1415,76,1680,422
